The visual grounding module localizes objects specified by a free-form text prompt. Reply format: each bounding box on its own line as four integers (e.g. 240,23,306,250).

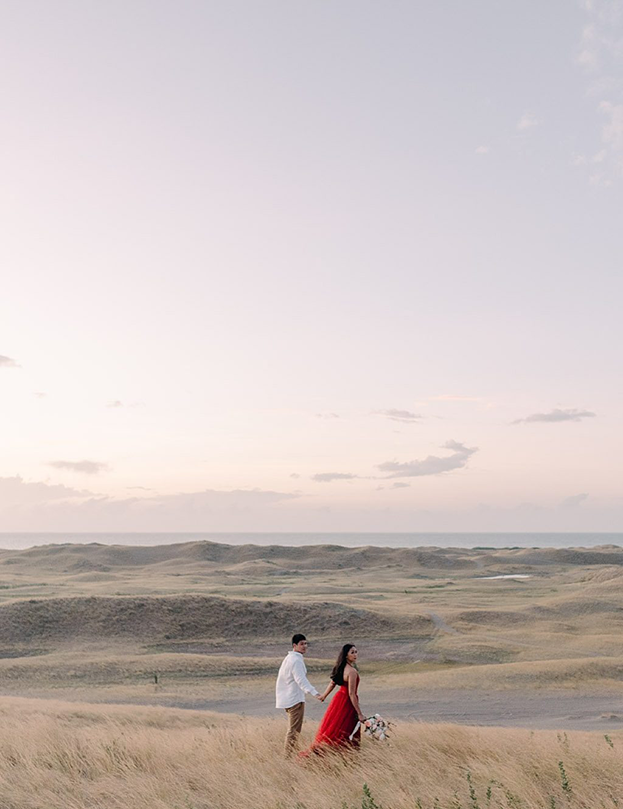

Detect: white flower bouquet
363,714,390,740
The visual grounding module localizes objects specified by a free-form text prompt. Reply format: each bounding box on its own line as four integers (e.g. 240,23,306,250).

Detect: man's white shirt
275,650,319,709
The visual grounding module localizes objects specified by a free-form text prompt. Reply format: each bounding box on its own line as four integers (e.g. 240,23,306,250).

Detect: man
276,633,322,756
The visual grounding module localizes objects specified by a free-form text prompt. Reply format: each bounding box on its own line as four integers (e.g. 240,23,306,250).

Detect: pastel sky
1,0,622,533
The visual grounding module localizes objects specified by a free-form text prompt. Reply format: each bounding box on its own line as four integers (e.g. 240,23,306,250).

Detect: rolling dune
0,594,408,644
1,539,623,731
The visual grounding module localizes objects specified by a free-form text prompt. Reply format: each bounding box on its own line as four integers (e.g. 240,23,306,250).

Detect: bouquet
364,714,390,740
349,714,390,741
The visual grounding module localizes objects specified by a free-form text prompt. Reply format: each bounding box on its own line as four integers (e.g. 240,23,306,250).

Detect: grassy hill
0,593,409,644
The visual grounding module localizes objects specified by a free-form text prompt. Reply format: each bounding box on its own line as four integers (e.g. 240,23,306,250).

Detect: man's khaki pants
284,701,305,756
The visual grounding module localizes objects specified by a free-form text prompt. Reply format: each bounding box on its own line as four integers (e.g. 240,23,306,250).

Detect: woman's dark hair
330,643,355,686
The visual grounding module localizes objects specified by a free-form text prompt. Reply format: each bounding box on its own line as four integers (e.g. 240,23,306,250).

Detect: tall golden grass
0,697,621,809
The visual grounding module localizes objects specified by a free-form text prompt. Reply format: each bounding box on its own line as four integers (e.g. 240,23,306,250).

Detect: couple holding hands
275,633,365,757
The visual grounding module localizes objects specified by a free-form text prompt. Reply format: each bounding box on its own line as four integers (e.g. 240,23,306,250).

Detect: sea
0,532,621,550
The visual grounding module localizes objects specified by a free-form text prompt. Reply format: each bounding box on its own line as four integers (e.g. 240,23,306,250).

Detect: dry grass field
1,695,622,809
1,539,623,807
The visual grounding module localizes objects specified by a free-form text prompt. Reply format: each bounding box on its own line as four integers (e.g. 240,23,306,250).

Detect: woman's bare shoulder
344,663,359,680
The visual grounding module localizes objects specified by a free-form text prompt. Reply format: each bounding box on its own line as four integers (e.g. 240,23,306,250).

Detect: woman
302,643,366,755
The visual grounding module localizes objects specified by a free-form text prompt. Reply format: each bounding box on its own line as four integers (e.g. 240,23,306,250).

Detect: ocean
0,532,621,550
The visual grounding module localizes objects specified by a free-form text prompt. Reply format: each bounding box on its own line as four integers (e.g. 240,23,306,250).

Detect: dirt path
427,611,541,650
4,684,623,731
427,612,459,635
173,688,623,732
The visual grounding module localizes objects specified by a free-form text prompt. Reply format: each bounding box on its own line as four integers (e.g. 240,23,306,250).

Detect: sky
1,0,622,533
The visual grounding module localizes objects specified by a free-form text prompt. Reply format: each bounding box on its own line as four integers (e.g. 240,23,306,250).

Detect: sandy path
3,684,623,731
427,611,542,650
173,688,623,732
427,612,459,634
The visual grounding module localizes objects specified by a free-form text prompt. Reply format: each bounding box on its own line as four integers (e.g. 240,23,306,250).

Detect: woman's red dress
303,674,361,755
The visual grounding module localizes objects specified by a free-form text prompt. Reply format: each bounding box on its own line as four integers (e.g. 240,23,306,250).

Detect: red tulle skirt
301,685,360,757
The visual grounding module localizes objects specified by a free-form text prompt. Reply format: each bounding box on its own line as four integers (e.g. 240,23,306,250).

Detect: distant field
1,540,623,726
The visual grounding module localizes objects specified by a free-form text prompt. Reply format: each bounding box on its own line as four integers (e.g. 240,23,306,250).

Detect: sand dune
0,594,408,644
2,539,623,720
577,566,623,583
479,546,623,567
3,541,622,582
454,609,527,627
0,540,485,572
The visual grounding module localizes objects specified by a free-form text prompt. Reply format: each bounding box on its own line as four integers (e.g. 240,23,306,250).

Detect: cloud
290,473,301,479
578,22,599,68
33,392,46,398
0,476,94,506
475,145,490,154
107,400,124,408
512,408,596,424
588,170,613,186
152,488,299,507
48,460,111,475
377,440,478,479
0,483,301,532
578,2,623,181
578,2,623,73
574,148,608,166
376,482,411,490
0,355,20,368
517,112,539,130
315,412,340,420
559,493,589,510
600,101,623,157
1,477,621,533
311,472,360,483
374,409,422,423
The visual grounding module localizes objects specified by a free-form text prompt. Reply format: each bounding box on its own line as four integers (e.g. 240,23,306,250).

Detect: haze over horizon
2,1,622,533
